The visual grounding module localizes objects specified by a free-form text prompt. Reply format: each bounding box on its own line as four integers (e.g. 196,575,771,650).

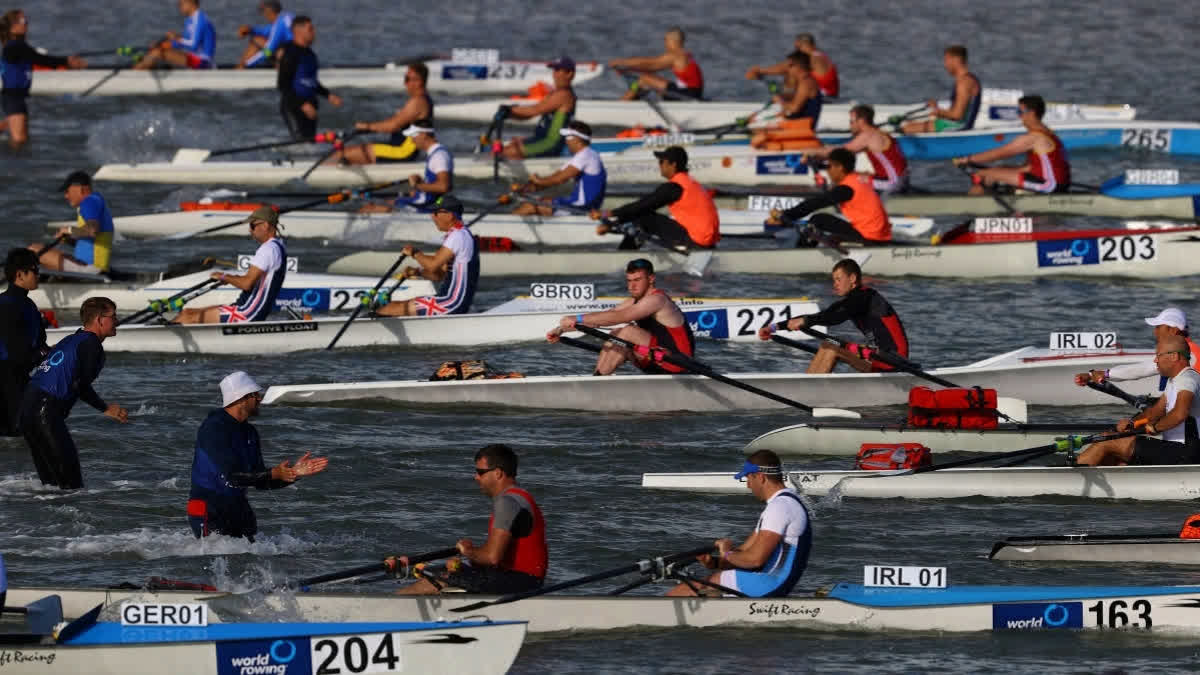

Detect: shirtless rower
952,95,1070,195
610,27,704,101
336,63,433,165
758,258,909,374
512,121,607,216
357,119,451,213
30,171,115,274
746,33,839,99
901,45,980,134
236,0,293,68
667,450,811,598
804,105,909,194
498,57,576,159
749,51,821,149
175,206,287,324
1075,307,1200,389
766,148,891,244
134,0,216,71
374,195,479,317
1075,334,1200,466
546,258,695,375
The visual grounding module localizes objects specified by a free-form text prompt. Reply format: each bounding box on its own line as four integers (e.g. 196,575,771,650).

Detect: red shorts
185,53,211,69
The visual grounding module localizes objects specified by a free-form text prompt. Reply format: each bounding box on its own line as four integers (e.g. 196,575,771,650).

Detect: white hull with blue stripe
9,585,1200,634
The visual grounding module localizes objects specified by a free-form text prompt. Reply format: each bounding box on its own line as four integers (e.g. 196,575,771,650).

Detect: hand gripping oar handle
1087,380,1152,409
300,129,363,181
35,233,69,260
450,545,715,613
117,278,222,326
797,325,934,380
326,254,407,350
575,324,815,413
892,429,1144,476
295,547,457,588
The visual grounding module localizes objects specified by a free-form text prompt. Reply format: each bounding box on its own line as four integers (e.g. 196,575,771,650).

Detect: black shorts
444,565,543,594
280,100,317,141
1130,436,1199,465
664,83,702,101
2,90,29,117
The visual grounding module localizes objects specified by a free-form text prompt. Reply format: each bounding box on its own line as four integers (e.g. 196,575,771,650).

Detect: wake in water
20,527,349,560
84,110,210,164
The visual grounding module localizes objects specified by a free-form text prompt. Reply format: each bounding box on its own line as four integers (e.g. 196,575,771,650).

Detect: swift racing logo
992,602,1082,629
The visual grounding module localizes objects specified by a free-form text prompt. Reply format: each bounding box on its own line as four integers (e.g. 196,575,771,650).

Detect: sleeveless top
388,92,435,145
1026,130,1071,186
811,50,839,98
489,486,548,578
865,134,909,184
951,73,982,129
837,173,890,242
672,53,704,91
667,172,720,247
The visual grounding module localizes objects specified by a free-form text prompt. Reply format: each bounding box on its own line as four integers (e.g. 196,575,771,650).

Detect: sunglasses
475,466,498,476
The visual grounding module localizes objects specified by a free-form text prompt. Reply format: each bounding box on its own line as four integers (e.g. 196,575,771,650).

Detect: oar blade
812,407,862,419
172,148,212,164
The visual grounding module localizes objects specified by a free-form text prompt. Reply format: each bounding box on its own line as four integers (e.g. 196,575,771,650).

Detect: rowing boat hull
744,421,1113,455
326,227,1200,279
438,97,1135,132
990,535,1200,564
30,60,604,96
44,300,818,354
262,347,1154,410
642,464,1200,500
10,585,1200,634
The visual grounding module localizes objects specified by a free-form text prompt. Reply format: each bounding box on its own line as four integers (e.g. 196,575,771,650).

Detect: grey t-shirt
492,490,534,538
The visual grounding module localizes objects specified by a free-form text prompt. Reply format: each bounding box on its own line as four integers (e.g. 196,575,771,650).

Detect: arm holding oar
358,120,449,213
951,95,1070,196
511,121,606,217
336,63,434,165
298,548,457,590
498,57,578,160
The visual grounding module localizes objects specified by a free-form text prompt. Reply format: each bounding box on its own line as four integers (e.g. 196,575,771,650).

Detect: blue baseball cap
734,460,783,480
548,56,576,71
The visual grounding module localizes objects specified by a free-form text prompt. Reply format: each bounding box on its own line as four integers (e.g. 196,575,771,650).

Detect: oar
172,132,343,164
295,547,457,589
326,254,407,350
575,324,860,418
74,46,140,58
118,278,221,325
450,545,715,613
300,130,362,181
796,325,950,385
1087,380,1156,410
883,105,929,131
77,48,145,99
693,81,779,138
873,429,1143,477
34,233,68,261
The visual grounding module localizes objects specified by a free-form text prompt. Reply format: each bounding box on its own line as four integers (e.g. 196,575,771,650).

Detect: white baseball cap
1145,307,1188,331
220,371,263,407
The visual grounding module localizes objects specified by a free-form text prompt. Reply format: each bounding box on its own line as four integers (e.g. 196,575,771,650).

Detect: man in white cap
1075,307,1200,388
359,119,453,213
176,205,288,324
512,120,607,216
188,371,328,541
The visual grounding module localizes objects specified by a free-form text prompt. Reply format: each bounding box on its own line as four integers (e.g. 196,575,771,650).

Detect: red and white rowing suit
865,133,909,194
811,50,839,98
1020,130,1071,194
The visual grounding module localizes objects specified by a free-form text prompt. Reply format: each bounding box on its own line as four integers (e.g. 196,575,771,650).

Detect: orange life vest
837,173,891,242
668,172,720,247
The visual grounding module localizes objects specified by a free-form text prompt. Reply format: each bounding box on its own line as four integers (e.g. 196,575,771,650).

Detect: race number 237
489,64,530,79
313,633,402,674
1087,599,1152,628
1099,235,1155,263
1120,128,1170,152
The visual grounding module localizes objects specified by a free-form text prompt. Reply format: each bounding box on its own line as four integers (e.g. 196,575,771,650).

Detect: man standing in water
0,249,48,436
276,15,342,140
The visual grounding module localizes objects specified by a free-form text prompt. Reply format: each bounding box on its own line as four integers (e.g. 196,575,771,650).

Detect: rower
804,105,909,194
667,450,811,598
901,45,980,134
188,371,329,541
358,119,451,213
375,195,479,317
746,33,839,99
749,51,821,149
0,249,48,437
757,258,909,374
276,15,342,141
591,146,719,252
546,258,695,375
611,27,704,101
337,63,434,165
133,0,216,71
1075,307,1200,388
952,95,1070,195
1076,334,1200,466
386,444,546,595
20,297,129,490
0,9,86,149
236,0,294,68
29,171,115,274
512,121,607,216
766,148,891,245
176,206,287,324
498,57,577,159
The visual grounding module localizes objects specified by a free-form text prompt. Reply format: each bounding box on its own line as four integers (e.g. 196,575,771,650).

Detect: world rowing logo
992,601,1083,629
216,637,309,675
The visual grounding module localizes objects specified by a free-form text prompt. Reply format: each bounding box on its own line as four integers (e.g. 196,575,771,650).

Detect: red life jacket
489,486,548,579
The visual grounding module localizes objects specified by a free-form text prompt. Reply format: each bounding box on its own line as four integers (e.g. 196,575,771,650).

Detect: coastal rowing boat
25,269,432,314
30,59,604,96
262,347,1154,410
743,420,1115,455
93,147,874,188
641,464,1200,500
326,225,1200,279
44,299,819,354
438,96,1135,132
0,594,524,675
990,533,1200,564
10,584,1200,634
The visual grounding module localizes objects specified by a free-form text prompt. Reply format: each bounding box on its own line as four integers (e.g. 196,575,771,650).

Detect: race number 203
313,632,402,674
1099,235,1156,263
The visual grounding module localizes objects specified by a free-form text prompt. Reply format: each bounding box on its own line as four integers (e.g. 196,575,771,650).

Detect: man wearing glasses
387,444,547,594
20,296,128,489
952,94,1071,195
188,371,328,541
0,249,48,436
375,195,478,317
668,449,811,597
176,206,287,324
1076,334,1200,466
335,63,434,165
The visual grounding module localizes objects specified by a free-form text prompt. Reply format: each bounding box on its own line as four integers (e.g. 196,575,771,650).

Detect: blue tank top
952,74,982,130
28,329,104,412
410,145,454,206
786,91,822,127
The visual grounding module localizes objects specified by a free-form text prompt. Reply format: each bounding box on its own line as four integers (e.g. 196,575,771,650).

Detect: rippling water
4,1,1200,672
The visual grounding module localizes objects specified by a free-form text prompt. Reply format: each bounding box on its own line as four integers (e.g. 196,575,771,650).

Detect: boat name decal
0,650,56,666
217,637,311,675
222,322,319,336
747,601,822,619
529,283,595,301
992,602,1083,630
746,195,804,211
641,133,696,148
120,601,208,626
888,247,942,260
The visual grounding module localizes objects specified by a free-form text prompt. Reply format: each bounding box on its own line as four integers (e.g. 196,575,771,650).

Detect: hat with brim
432,194,464,217
57,170,91,192
220,371,263,407
1146,307,1188,331
246,205,279,226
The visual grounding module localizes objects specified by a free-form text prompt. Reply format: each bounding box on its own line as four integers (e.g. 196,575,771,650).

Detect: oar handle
557,335,602,354
769,333,818,355
118,278,221,325
295,547,458,588
797,325,940,383
35,233,69,260
325,254,407,350
1086,380,1146,408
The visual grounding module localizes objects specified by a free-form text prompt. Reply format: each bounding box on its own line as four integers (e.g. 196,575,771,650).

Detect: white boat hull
10,585,1200,634
990,535,1200,564
262,347,1155,410
643,464,1200,500
30,60,604,96
745,421,1112,456
326,228,1200,279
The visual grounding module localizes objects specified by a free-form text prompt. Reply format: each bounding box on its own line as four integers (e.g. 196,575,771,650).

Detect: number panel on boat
1036,235,1157,268
313,633,402,674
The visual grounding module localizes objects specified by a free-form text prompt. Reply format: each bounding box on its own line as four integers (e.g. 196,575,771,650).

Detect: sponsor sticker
993,602,1083,630
754,154,811,176
1049,332,1117,351
222,322,319,336
217,637,312,675
274,288,331,313
746,601,822,619
120,602,207,627
863,565,947,588
685,308,730,339
1036,238,1099,267
440,64,487,80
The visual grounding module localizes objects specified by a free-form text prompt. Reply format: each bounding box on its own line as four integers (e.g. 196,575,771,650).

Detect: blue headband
734,460,782,480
